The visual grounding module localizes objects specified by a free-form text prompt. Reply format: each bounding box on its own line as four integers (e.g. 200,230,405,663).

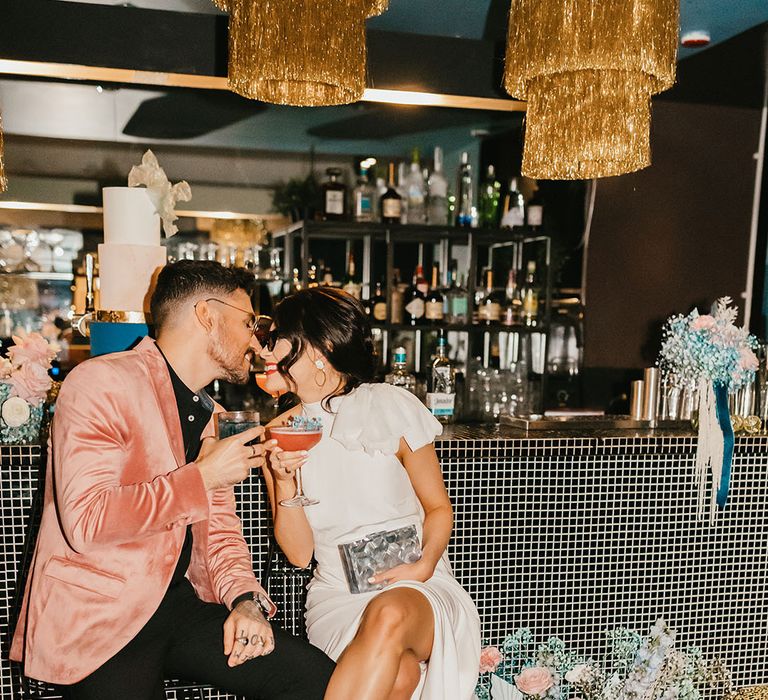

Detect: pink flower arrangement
739,348,759,371
479,646,504,674
515,667,555,695
690,315,716,331
3,332,58,404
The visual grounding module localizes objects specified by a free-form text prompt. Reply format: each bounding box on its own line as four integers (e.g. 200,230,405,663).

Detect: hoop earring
313,358,327,387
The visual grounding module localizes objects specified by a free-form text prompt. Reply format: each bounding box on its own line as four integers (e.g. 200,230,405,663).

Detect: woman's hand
223,600,274,666
268,446,308,482
366,557,437,588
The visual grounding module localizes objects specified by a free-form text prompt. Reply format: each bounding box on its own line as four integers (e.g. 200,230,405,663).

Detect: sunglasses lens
254,316,273,344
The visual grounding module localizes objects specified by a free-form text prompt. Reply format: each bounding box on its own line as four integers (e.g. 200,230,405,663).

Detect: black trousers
63,579,334,700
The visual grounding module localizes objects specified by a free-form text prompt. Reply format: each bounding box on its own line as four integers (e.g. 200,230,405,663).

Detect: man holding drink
11,260,334,699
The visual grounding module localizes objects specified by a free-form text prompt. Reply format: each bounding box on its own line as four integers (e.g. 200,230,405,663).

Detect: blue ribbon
714,382,734,509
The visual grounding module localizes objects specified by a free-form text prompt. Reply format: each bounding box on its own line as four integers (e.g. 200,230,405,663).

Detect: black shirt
162,353,214,588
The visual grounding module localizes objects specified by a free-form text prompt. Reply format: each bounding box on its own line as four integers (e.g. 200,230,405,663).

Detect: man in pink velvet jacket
11,260,334,699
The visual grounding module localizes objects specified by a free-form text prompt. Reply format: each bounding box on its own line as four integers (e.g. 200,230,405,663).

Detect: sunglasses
253,315,279,349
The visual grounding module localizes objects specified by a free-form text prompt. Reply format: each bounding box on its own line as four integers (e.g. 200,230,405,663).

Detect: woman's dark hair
273,287,377,408
150,260,255,330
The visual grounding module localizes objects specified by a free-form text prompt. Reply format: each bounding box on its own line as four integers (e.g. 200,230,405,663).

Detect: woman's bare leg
324,588,434,700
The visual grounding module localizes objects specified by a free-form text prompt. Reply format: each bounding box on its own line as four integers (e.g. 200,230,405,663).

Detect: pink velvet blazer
11,337,274,685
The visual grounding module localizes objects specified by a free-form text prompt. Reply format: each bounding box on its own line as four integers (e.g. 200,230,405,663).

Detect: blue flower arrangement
658,297,758,391
475,620,729,700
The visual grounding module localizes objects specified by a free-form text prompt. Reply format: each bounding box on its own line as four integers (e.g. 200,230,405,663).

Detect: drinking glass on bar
216,410,261,439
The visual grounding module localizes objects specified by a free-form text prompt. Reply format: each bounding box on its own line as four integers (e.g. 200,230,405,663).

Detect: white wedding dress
299,383,481,700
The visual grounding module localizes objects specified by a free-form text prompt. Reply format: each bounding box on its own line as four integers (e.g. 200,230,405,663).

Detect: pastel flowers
515,667,555,695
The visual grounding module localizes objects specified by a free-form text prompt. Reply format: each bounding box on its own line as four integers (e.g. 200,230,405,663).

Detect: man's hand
196,427,278,491
223,599,274,667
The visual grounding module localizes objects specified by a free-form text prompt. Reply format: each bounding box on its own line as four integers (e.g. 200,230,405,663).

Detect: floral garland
476,619,730,700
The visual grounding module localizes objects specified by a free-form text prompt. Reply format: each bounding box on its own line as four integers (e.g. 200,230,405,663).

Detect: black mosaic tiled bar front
2,433,768,698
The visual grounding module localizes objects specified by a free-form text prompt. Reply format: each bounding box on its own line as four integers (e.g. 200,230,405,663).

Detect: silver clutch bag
338,524,422,594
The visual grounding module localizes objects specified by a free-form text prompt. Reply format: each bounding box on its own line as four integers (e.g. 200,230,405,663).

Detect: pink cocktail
270,426,323,507
269,427,323,452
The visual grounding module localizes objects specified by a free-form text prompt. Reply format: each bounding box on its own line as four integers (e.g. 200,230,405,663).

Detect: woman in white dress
259,287,480,700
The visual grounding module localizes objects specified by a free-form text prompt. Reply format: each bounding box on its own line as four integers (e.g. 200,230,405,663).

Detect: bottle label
425,301,444,320
451,297,468,317
326,190,344,215
478,302,501,321
373,302,388,321
426,392,455,416
501,206,524,228
355,193,373,220
527,204,543,227
404,298,425,319
382,198,402,219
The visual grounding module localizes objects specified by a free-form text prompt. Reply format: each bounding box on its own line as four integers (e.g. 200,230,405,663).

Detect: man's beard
208,324,251,384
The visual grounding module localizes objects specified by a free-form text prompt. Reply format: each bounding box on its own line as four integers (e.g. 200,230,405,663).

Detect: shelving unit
272,220,553,413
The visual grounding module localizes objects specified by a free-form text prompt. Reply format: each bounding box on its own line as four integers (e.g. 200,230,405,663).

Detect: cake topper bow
128,150,192,237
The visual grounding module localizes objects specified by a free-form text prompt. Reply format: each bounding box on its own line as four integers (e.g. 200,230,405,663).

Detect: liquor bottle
322,167,347,221
455,151,474,228
385,346,417,395
425,263,444,325
368,280,388,324
380,163,403,224
502,267,522,326
426,330,456,424
342,252,362,300
397,162,410,224
405,148,427,224
526,183,543,230
445,264,468,324
500,177,525,229
352,166,375,222
521,260,540,326
427,146,449,225
479,165,501,228
477,269,501,324
404,265,427,326
390,269,404,324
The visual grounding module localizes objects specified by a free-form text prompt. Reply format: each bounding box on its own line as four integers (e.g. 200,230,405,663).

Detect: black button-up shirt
162,353,214,588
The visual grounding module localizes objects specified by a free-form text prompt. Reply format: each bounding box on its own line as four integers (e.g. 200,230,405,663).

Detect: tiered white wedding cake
98,187,168,314
97,150,191,316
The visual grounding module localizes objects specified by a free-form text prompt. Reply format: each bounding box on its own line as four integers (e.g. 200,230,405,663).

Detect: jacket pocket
43,556,126,599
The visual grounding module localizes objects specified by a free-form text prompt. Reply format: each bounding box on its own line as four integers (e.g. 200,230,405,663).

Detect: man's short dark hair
150,260,256,331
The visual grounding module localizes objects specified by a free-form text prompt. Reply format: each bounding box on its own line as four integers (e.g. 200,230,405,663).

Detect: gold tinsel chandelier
504,0,679,180
228,0,368,107
0,112,7,193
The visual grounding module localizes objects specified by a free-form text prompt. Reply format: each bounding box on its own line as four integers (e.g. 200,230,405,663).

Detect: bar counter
2,429,767,698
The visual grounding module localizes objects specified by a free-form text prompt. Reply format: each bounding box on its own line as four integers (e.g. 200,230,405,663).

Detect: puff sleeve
330,383,442,456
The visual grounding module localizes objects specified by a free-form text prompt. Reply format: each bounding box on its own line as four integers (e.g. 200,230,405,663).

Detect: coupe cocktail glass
270,426,323,507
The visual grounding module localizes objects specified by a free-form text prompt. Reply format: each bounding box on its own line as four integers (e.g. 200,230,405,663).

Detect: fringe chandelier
0,112,7,193
226,0,375,107
504,0,679,179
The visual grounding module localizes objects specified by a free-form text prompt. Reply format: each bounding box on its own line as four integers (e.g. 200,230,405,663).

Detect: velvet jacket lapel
134,337,186,468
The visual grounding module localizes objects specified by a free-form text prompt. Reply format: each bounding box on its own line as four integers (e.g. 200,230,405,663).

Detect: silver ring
237,635,249,646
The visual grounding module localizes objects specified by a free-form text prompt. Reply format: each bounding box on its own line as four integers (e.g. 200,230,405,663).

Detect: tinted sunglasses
253,315,280,350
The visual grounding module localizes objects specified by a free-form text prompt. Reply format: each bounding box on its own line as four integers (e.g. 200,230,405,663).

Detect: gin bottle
385,347,417,395
427,146,449,225
405,148,427,224
426,330,456,423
